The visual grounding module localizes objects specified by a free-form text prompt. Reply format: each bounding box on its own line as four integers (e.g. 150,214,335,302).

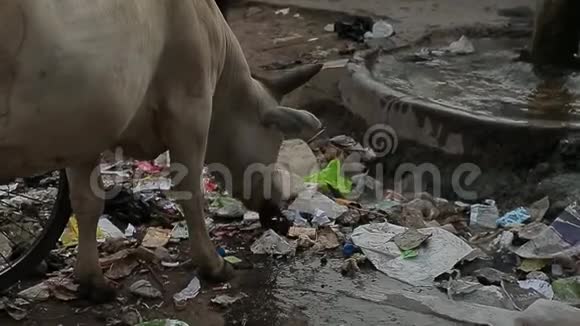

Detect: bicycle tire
0,169,71,291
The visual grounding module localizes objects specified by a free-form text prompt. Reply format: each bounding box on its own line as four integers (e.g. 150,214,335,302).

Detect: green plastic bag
304,159,352,196
401,249,418,259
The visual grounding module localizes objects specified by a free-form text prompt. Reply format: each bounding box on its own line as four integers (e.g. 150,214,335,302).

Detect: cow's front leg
167,96,234,282
66,162,115,302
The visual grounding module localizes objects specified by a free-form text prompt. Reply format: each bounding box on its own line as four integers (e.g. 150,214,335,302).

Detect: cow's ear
252,64,323,101
261,106,321,135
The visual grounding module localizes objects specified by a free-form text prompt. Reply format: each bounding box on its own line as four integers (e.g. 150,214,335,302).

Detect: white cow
0,0,321,301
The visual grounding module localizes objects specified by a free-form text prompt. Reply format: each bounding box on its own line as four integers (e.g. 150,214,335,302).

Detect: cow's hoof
199,260,235,283
78,281,117,303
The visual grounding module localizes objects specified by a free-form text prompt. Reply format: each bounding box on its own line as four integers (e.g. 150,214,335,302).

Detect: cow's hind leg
166,95,234,282
66,162,115,302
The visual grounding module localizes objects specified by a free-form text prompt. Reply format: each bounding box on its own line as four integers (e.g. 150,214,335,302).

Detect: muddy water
373,37,580,122
226,255,464,326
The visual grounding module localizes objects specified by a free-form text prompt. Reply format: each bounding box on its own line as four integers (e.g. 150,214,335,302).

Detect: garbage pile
2,134,580,322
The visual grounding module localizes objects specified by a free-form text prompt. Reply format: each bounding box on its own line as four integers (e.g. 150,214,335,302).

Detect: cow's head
207,64,323,225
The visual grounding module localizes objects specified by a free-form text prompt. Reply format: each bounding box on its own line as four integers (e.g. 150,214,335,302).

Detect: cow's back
0,0,193,177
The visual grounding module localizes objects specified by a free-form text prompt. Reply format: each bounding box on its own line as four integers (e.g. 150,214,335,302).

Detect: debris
367,199,401,212
211,196,246,219
17,282,50,302
137,320,189,326
142,227,171,248
60,214,105,247
552,264,565,277
514,299,580,326
518,259,548,272
173,277,201,305
288,226,316,239
125,223,136,237
333,16,374,42
45,277,79,301
130,280,162,299
324,24,335,32
351,222,474,286
135,161,163,174
401,249,418,259
470,200,499,229
105,256,139,280
518,279,554,300
245,6,263,17
283,210,308,226
274,8,290,15
445,35,475,55
526,271,550,282
552,276,580,303
516,222,549,240
529,196,550,222
211,293,247,307
515,203,580,259
341,253,366,277
304,159,352,196
243,211,260,224
502,280,544,311
98,216,125,240
474,267,516,286
289,189,348,220
224,256,242,265
0,233,12,264
453,284,512,309
342,243,360,257
250,229,295,256
170,222,189,241
393,228,431,251
496,207,531,228
315,227,340,250
134,176,171,193
277,139,319,178
366,20,394,38
491,230,515,252
311,209,332,227
297,234,316,249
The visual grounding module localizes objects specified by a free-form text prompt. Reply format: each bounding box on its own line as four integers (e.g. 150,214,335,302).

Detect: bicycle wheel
0,170,71,291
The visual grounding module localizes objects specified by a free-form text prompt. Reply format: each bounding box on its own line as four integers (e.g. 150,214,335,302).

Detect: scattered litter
45,277,79,301
496,207,530,228
401,249,418,259
142,227,171,248
125,223,136,237
130,280,162,299
135,161,163,174
311,209,332,227
297,235,316,249
341,254,366,277
334,16,374,42
552,276,580,303
137,320,189,326
17,282,50,302
304,159,352,196
243,211,260,224
211,293,247,307
526,271,550,282
393,228,431,251
518,259,548,272
445,35,475,55
315,227,340,250
288,226,316,239
105,256,139,280
274,8,290,15
502,280,544,311
474,267,515,285
97,216,125,240
293,13,301,18
0,234,12,264
365,20,394,38
134,176,171,192
251,229,295,256
283,210,308,226
60,214,106,247
170,222,189,241
469,200,499,229
289,189,347,220
515,203,580,259
351,223,474,286
224,256,242,265
173,277,201,305
518,279,554,300
517,222,549,240
529,196,550,222
324,24,335,32
342,243,360,257
211,196,246,219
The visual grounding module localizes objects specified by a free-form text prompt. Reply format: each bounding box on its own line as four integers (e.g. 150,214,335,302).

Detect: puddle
372,37,580,123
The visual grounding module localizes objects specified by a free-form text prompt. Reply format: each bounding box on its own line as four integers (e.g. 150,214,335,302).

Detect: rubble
130,280,162,299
